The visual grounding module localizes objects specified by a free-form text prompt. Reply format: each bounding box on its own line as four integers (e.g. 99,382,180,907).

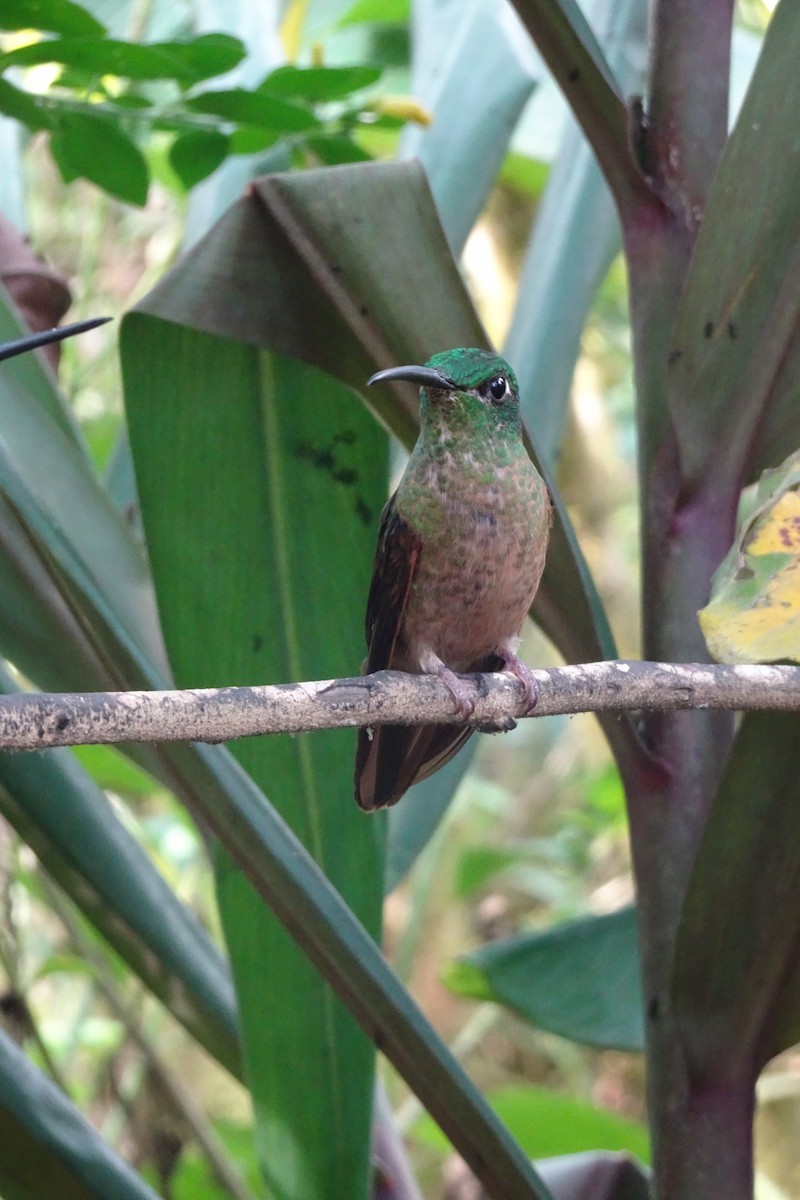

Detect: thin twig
0,661,797,751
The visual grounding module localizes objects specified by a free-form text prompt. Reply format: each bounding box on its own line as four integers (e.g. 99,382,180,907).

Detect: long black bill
0,316,112,364
368,364,454,390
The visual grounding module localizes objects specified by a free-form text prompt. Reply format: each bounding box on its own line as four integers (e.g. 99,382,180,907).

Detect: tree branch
0,661,797,751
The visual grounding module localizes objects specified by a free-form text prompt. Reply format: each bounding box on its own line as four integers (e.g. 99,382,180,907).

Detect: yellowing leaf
699,450,800,663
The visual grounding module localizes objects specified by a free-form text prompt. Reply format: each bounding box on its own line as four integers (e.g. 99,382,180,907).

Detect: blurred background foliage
0,0,794,1198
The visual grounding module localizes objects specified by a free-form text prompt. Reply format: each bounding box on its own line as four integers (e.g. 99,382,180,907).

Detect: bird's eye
488,375,508,402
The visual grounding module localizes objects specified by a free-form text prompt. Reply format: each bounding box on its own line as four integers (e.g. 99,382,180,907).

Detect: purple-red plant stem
629,4,748,1198
648,0,736,228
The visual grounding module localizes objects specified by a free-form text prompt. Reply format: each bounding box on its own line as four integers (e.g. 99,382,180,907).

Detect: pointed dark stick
0,317,112,363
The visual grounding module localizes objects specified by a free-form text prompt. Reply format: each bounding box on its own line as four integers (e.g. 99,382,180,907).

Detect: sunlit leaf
414,1084,650,1163
700,450,800,664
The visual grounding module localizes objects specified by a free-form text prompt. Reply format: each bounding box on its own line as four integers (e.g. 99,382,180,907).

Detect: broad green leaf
400,0,538,256
0,0,105,36
0,1028,159,1200
169,130,230,189
414,1084,650,1163
447,906,643,1051
666,0,800,491
121,321,387,1200
507,0,648,467
259,64,381,99
1,36,243,84
185,88,320,131
700,451,800,664
50,112,149,206
672,712,800,1077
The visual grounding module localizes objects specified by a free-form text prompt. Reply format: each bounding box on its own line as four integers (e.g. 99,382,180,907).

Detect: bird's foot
498,649,539,714
437,664,476,719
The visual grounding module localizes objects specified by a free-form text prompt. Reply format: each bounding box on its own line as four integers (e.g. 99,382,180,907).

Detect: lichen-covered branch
0,660,797,751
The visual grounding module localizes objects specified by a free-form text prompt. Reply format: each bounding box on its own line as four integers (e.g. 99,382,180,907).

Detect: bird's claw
500,652,539,715
437,664,476,719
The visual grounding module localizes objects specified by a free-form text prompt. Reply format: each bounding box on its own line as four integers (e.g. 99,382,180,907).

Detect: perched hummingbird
355,347,551,811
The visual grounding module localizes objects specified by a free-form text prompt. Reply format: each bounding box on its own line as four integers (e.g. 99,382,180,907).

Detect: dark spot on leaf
333,429,356,445
735,566,755,580
727,322,737,340
567,67,581,82
359,305,369,317
704,321,714,338
668,349,682,365
333,466,358,485
355,496,373,525
252,633,263,652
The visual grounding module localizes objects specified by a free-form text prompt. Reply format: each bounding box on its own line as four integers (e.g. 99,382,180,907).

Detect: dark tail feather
355,721,474,810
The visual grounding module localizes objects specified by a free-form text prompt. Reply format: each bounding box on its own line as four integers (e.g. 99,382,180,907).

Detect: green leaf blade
50,112,149,206
122,319,387,1200
448,906,644,1052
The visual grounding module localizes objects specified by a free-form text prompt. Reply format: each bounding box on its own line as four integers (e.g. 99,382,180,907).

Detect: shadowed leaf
666,1,800,492
673,711,800,1078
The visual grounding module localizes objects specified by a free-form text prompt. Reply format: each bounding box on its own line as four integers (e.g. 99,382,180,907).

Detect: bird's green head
368,347,521,438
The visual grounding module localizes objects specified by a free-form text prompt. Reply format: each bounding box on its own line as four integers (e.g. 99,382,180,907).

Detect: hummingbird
355,347,551,811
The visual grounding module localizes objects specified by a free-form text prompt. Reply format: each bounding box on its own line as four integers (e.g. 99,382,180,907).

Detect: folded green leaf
447,906,643,1051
